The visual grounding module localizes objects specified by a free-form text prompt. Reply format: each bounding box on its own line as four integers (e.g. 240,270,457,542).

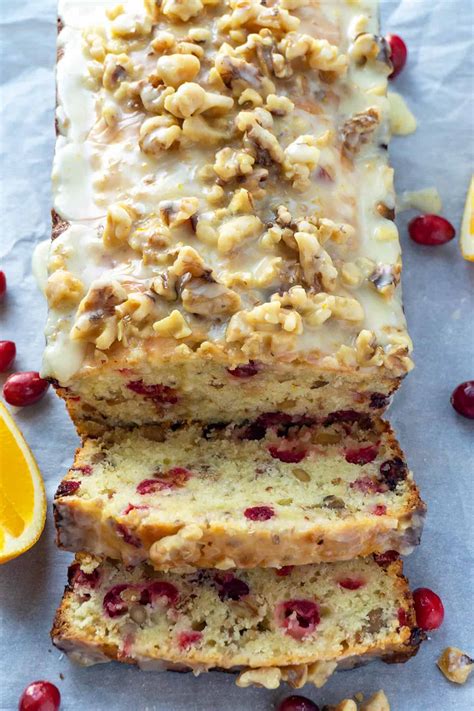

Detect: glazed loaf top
43,0,412,384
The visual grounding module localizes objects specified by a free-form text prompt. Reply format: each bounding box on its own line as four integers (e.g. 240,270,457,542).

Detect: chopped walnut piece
102,53,134,90
103,203,135,249
151,272,178,301
437,647,474,684
139,115,181,154
182,115,230,146
159,198,199,228
46,270,85,310
171,246,206,277
153,309,191,339
360,690,390,711
331,701,357,711
294,230,337,291
165,83,234,119
181,278,241,316
110,12,152,39
161,0,204,23
213,147,255,181
115,291,156,323
155,53,200,88
350,33,391,67
283,135,321,190
265,93,294,116
71,281,128,349
236,667,282,689
218,215,263,253
341,107,381,156
228,188,254,214
305,660,337,687
279,33,348,75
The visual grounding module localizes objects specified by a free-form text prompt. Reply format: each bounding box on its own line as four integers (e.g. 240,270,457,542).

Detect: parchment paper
1,1,473,709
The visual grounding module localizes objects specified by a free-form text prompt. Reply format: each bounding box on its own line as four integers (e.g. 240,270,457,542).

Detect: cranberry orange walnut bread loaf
42,0,413,434
54,417,425,569
52,554,423,688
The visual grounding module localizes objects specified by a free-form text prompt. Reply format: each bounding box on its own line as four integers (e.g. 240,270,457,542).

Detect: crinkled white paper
1,1,473,709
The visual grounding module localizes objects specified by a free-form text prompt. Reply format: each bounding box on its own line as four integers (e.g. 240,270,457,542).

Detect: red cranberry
103,584,131,617
56,480,80,497
0,340,16,371
3,371,49,407
408,214,455,246
451,381,474,419
397,607,409,628
70,465,93,476
68,564,100,589
19,681,60,711
374,550,399,567
218,576,250,601
379,457,407,490
227,361,261,378
276,599,320,640
0,271,6,299
268,445,307,463
350,476,384,494
177,631,203,650
276,566,294,577
123,503,149,515
244,506,275,521
137,479,166,495
372,504,387,516
140,581,179,606
369,392,390,409
126,380,178,403
116,524,141,548
338,578,365,590
257,412,294,428
413,588,444,630
278,696,320,711
386,33,408,79
344,445,378,465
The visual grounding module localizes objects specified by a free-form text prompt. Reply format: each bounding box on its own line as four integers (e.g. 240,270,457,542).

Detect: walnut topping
110,12,152,39
236,660,336,690
161,0,205,23
171,246,207,278
159,197,199,228
102,53,134,91
279,33,348,76
182,115,231,145
294,230,337,291
103,203,135,249
139,115,181,154
71,281,128,349
283,135,321,190
217,215,263,253
46,270,85,310
355,330,384,366
155,53,200,88
437,647,473,685
164,83,234,119
350,33,391,68
341,107,381,156
153,309,191,339
265,93,294,116
181,278,241,316
213,147,255,182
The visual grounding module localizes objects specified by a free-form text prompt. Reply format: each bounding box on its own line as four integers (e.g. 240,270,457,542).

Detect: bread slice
51,554,424,689
54,417,425,569
44,0,413,435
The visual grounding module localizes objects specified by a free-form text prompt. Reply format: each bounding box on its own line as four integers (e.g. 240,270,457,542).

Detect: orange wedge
0,402,46,563
460,176,474,262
